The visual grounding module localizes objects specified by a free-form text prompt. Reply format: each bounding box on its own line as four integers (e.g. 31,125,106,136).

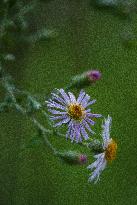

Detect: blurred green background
1,0,137,204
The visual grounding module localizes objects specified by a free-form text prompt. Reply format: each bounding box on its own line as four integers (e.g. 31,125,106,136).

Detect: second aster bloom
87,116,117,183
46,89,101,142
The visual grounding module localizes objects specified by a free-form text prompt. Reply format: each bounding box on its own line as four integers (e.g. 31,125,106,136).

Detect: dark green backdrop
0,0,137,204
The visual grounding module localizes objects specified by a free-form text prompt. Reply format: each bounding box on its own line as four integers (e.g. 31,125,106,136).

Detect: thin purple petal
54,117,70,127
68,92,76,103
80,126,89,140
48,109,67,115
81,94,90,107
66,124,72,139
85,117,95,126
74,124,82,143
82,120,95,134
86,99,96,107
47,101,66,110
51,93,66,105
70,128,75,142
87,113,102,118
58,89,70,104
50,115,68,120
77,90,86,104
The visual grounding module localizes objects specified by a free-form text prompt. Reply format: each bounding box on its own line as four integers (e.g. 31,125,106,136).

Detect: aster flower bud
68,70,101,90
86,70,101,82
78,154,87,164
58,151,87,165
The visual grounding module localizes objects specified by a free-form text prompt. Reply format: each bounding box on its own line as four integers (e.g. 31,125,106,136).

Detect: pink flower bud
58,151,87,165
78,154,87,164
86,70,101,82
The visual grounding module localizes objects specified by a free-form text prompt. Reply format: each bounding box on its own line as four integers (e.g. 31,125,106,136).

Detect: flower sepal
70,73,90,89
87,139,104,154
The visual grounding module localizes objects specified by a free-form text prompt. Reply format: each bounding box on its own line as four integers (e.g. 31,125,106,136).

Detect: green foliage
96,0,118,7
22,136,43,149
28,28,58,43
27,96,41,113
94,0,137,16
120,30,137,47
0,0,61,158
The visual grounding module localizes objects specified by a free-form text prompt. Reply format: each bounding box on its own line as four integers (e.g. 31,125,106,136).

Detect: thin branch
1,76,60,156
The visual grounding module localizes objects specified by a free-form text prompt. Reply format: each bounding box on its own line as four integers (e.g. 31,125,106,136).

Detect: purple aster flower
46,89,102,143
87,116,117,184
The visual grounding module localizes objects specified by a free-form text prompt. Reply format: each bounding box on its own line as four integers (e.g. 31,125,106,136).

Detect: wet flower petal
87,116,117,183
46,89,101,142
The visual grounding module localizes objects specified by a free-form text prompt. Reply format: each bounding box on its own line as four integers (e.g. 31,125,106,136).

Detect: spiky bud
86,70,101,82
68,70,101,90
58,150,87,165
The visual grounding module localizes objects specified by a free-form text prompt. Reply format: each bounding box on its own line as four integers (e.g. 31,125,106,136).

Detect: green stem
0,1,63,158
42,134,58,156
2,77,60,156
31,117,52,135
64,83,74,92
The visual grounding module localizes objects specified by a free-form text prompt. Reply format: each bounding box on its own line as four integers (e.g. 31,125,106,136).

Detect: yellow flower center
105,140,117,161
68,103,85,120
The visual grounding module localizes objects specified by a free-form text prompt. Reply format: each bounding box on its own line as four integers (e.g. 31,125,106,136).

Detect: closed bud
78,154,87,164
68,70,101,90
86,70,101,82
58,150,87,165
